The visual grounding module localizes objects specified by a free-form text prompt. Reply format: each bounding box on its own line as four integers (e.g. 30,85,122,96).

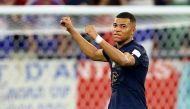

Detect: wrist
95,35,103,44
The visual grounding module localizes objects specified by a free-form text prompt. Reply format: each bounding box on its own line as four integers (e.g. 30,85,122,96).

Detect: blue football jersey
103,40,149,109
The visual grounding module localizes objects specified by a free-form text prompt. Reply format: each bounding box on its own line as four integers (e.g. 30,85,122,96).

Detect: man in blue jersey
60,12,149,109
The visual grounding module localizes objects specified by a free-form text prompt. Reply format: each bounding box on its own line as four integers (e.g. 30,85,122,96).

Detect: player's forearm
100,40,128,66
67,28,98,58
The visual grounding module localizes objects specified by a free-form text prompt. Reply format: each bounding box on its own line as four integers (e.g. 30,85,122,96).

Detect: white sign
0,59,77,109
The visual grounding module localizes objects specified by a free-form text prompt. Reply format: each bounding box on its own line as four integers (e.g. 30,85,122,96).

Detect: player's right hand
60,16,73,29
85,25,98,40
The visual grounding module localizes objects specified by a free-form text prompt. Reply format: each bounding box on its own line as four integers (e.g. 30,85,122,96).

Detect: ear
131,25,136,35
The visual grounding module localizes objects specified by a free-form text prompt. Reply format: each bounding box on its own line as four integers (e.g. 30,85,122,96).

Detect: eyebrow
113,23,130,25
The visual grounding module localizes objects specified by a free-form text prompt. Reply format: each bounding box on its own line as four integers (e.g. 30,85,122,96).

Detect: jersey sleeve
129,45,148,67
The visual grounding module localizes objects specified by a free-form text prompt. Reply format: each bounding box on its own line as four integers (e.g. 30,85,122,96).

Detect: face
112,18,135,44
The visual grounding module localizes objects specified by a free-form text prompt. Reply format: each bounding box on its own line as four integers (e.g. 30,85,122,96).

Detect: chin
113,38,120,42
114,40,120,43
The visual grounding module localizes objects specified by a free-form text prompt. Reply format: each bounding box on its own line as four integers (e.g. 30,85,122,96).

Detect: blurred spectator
0,16,8,31
16,0,27,5
108,0,126,5
65,0,87,5
154,0,171,5
0,0,27,5
86,0,109,5
107,0,154,5
26,33,38,59
127,0,154,5
26,0,64,5
0,0,16,5
6,15,26,29
66,0,109,5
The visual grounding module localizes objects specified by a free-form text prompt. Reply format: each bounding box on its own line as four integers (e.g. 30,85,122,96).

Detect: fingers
85,25,98,39
60,20,65,26
85,25,96,33
60,16,70,27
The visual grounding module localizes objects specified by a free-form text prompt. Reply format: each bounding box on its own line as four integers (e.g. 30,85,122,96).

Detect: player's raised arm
60,16,106,61
85,25,135,66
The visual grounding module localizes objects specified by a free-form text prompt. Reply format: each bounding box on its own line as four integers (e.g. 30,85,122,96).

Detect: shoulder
130,41,149,66
126,40,147,56
132,41,147,54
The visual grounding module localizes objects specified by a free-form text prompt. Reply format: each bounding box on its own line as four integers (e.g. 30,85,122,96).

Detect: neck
116,38,133,49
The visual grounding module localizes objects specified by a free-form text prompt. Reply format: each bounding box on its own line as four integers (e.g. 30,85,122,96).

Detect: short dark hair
116,12,136,23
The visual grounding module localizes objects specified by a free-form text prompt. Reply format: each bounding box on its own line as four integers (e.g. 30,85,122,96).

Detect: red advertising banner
77,60,111,109
77,59,180,109
146,59,180,109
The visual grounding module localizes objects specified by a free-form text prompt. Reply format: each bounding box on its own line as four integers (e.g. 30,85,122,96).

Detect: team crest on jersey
112,62,116,68
112,71,119,85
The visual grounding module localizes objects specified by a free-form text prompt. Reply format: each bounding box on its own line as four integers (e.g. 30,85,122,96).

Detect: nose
114,26,121,32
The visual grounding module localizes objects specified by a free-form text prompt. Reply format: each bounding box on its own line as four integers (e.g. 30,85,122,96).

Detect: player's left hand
85,25,98,40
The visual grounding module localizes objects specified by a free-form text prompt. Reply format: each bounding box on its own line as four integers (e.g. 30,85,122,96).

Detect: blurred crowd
0,31,116,59
0,14,114,59
0,0,190,5
0,34,84,59
0,0,189,60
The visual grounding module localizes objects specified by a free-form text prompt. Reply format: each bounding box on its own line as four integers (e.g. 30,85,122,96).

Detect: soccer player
60,12,149,109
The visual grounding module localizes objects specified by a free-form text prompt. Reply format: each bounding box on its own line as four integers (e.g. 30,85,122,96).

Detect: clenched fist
60,16,74,30
85,25,98,40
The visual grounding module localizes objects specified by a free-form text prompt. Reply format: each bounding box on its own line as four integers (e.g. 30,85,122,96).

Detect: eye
113,23,117,28
121,25,127,28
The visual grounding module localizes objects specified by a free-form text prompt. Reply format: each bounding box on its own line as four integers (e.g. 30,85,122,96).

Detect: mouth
113,33,121,38
113,33,120,36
